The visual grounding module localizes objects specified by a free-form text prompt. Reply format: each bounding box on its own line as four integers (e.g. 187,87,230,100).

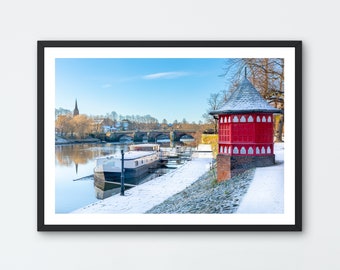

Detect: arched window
256,116,261,122
233,116,239,122
224,146,227,153
240,116,246,122
228,116,231,122
240,147,246,154
224,116,227,123
248,147,254,154
262,116,267,122
267,146,271,154
248,115,254,122
256,147,260,154
228,146,231,154
220,117,223,123
233,146,239,154
261,146,266,154
220,146,223,153
268,116,272,122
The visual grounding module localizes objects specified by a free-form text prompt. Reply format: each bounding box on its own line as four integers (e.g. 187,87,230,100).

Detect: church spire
73,99,79,116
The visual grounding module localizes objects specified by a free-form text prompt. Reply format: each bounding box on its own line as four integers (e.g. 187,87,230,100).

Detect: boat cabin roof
98,151,157,161
129,143,160,151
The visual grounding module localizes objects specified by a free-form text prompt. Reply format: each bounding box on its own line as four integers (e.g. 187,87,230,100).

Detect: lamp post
120,149,125,196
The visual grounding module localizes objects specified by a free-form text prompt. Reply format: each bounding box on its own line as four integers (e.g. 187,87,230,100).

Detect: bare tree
55,115,73,136
203,92,224,133
71,115,94,139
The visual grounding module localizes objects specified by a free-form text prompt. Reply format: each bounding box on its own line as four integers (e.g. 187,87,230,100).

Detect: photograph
38,41,302,231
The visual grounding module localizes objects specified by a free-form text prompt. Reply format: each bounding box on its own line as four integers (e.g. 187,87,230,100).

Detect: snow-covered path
236,143,284,213
73,157,213,214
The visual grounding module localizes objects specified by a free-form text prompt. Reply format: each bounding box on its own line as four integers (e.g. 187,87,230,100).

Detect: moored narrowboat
93,144,160,186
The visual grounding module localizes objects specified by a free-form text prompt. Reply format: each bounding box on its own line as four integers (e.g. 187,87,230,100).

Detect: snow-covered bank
73,143,284,214
147,168,255,214
236,143,284,213
55,136,101,145
73,157,213,214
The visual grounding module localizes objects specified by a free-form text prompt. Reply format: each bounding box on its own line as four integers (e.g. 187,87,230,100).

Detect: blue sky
55,58,229,123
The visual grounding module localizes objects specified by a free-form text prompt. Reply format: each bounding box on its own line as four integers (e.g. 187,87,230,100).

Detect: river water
55,143,179,213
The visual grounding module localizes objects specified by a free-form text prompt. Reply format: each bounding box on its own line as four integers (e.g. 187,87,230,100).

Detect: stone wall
217,154,275,182
216,154,231,182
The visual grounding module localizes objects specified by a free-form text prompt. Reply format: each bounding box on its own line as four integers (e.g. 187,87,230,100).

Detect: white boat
94,144,160,186
164,160,183,169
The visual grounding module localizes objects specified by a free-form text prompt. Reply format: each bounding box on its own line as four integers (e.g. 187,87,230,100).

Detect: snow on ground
73,157,213,214
55,136,69,143
74,143,284,214
236,143,284,213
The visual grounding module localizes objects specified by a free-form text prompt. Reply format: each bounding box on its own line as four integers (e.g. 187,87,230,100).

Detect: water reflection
55,143,128,172
55,143,128,213
93,167,175,199
55,143,187,213
94,173,122,200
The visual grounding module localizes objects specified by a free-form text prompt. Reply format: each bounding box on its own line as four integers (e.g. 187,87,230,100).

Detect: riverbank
73,157,213,214
73,143,284,214
148,143,284,214
55,136,101,145
147,168,255,214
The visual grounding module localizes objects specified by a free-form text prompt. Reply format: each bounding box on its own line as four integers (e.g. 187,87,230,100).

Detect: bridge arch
134,131,148,142
148,131,169,142
173,130,196,142
155,133,170,143
118,135,133,143
179,134,195,143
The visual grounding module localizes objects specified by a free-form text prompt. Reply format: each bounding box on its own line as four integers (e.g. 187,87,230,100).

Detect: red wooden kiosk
210,77,282,181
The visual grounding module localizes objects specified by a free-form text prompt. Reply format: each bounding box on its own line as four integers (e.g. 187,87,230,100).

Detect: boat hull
94,160,160,186
94,144,162,187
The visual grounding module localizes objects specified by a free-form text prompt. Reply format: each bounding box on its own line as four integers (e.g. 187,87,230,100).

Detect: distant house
102,125,117,133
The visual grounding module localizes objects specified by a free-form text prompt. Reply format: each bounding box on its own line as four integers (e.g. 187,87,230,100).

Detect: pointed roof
73,99,79,116
210,78,282,115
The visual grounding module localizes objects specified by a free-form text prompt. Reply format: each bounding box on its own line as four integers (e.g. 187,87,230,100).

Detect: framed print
37,40,302,231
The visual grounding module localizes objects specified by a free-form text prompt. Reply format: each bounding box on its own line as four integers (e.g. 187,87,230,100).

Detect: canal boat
94,144,160,186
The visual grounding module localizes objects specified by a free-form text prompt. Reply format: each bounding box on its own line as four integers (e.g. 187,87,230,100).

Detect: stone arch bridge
105,129,197,143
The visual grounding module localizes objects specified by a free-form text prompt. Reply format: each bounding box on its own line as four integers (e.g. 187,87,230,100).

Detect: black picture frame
38,40,302,231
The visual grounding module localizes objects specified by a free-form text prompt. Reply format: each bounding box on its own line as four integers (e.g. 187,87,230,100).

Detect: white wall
0,1,338,269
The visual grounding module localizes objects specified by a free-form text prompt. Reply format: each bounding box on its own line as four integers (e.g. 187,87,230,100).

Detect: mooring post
120,149,125,196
